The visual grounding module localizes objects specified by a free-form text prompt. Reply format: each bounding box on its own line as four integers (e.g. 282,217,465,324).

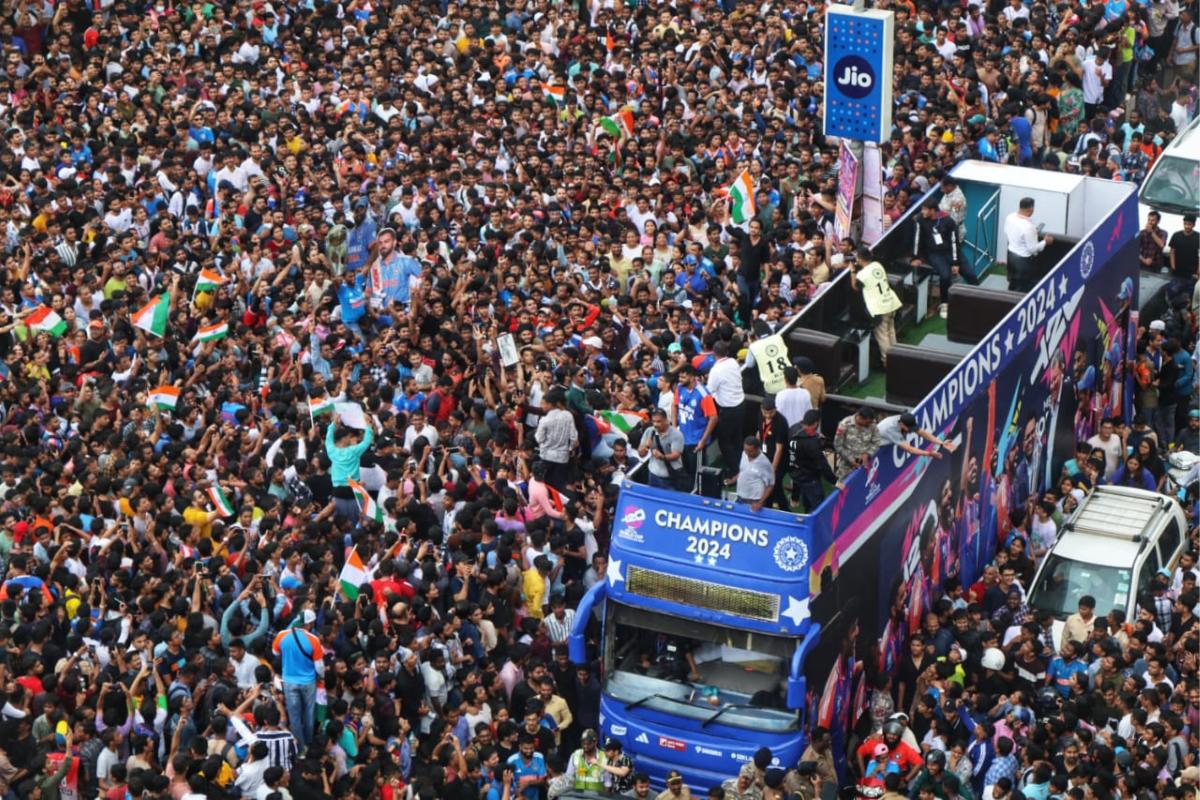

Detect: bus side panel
806,194,1141,780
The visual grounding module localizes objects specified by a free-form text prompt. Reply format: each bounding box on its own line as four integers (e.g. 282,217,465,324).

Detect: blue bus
569,484,825,785
570,164,1151,788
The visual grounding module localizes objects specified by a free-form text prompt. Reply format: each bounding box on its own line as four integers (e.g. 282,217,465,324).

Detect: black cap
856,406,877,420
899,412,918,428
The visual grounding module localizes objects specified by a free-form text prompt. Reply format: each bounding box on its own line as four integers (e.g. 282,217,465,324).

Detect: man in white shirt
775,366,813,428
726,436,775,512
214,151,249,192
877,412,956,459
706,340,745,477
1004,197,1053,292
1080,48,1112,116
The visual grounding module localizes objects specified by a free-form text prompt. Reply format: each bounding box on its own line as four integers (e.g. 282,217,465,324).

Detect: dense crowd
0,0,1194,798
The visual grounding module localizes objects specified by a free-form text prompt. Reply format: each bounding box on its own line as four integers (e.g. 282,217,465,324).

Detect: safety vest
572,750,606,792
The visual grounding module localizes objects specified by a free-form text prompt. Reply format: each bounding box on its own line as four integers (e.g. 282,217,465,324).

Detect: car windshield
602,602,799,733
1140,155,1200,215
1027,554,1133,618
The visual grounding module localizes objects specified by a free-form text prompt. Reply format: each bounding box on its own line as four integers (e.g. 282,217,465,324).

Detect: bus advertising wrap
808,193,1139,778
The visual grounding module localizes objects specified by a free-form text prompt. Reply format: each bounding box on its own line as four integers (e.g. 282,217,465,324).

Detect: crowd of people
0,0,1193,797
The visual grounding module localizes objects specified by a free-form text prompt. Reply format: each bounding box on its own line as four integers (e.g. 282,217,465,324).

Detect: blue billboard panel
823,7,894,143
609,485,814,635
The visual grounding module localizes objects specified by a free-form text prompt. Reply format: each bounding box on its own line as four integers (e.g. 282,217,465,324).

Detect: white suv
1026,485,1188,648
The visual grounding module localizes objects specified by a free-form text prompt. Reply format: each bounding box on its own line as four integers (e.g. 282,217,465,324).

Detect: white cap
1149,319,1166,331
302,609,317,625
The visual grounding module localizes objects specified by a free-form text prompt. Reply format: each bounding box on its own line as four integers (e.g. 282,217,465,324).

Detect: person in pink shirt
525,461,564,522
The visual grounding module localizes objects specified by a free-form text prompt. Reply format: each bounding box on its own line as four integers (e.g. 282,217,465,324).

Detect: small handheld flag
192,322,229,343
132,293,170,338
147,385,181,412
338,546,372,600
208,485,235,517
725,169,757,225
25,306,68,338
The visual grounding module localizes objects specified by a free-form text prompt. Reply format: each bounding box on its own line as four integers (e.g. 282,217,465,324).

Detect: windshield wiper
625,692,675,711
702,703,739,727
1146,199,1199,215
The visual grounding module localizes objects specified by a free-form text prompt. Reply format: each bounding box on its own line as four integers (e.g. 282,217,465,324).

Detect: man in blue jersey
507,732,547,800
674,364,718,485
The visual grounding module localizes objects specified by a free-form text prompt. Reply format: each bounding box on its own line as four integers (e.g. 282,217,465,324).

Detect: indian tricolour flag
25,306,67,337
599,409,644,438
598,108,634,139
338,546,371,600
194,268,226,293
307,396,335,421
348,479,383,524
208,485,235,517
542,83,565,105
726,169,756,225
147,385,180,412
193,322,228,343
132,292,170,338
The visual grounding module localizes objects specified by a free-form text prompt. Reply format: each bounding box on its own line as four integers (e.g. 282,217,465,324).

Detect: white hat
1149,320,1166,331
582,336,603,349
302,609,317,625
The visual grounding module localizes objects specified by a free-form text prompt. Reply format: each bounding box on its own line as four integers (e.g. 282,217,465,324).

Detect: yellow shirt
183,506,213,539
522,567,546,619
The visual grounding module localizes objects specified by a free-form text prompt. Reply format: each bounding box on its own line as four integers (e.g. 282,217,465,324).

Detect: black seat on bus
786,328,855,390
946,285,1022,344
885,344,960,407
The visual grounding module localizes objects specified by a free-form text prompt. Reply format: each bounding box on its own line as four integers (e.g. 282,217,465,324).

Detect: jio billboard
823,6,894,143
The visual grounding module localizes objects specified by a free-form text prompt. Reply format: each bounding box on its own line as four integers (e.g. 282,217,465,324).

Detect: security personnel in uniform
911,199,960,318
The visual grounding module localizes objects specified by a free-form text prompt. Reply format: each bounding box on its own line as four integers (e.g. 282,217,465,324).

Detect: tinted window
1158,519,1182,566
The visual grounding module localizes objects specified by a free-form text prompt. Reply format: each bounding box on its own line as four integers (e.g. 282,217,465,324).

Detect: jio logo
833,55,874,99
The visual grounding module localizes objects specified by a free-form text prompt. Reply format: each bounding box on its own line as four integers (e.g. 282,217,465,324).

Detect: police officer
834,407,884,479
911,199,960,318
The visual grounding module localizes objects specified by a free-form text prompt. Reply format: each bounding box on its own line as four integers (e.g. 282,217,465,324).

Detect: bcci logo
773,536,809,572
833,55,875,100
1079,241,1095,280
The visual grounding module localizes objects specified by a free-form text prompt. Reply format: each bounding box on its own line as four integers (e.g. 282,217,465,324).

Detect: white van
1139,115,1200,236
1026,486,1188,648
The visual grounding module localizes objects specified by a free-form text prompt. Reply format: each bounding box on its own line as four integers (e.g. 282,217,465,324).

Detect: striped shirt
55,241,79,268
544,609,576,644
255,728,297,771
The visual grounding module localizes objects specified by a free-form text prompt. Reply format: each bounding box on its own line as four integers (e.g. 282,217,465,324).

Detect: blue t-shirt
506,752,546,800
337,274,368,323
675,384,716,445
1047,657,1088,697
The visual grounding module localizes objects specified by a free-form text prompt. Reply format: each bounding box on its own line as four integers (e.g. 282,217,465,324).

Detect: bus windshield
1027,554,1132,619
603,602,800,733
1140,155,1200,215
